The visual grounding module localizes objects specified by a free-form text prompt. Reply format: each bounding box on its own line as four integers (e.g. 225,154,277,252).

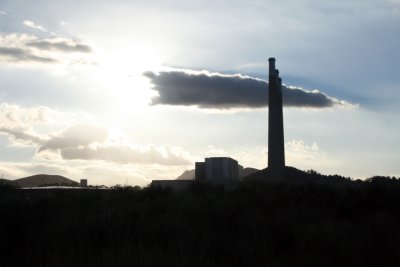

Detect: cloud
285,140,319,161
284,139,335,171
144,69,353,109
0,46,57,63
38,124,108,152
0,33,92,64
0,10,6,15
37,124,192,166
0,103,51,126
0,103,192,166
23,20,47,32
0,127,44,146
0,104,50,146
26,38,92,53
59,145,191,165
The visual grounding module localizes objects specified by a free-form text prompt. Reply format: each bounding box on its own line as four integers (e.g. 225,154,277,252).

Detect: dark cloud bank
144,70,351,109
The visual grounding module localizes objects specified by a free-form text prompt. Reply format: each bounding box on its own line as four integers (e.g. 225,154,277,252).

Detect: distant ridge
176,170,195,180
13,174,78,188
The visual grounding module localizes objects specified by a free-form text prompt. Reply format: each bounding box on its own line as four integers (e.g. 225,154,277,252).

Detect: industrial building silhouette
152,57,286,188
195,157,239,181
80,179,88,187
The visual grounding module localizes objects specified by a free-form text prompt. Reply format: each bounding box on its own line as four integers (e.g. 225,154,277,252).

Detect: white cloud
23,20,47,32
285,139,336,171
0,103,195,185
0,103,51,127
204,145,229,157
38,124,108,152
37,124,192,166
286,139,319,160
0,103,193,166
0,127,44,147
58,144,191,165
0,33,92,65
0,103,51,146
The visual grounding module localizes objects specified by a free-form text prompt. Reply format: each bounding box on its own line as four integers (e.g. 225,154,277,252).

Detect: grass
1,176,400,266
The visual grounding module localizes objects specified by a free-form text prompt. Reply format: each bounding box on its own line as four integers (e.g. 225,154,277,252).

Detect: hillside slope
15,174,78,188
176,170,195,180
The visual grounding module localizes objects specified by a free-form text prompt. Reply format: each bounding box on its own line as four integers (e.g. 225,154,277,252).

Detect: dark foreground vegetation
1,172,400,266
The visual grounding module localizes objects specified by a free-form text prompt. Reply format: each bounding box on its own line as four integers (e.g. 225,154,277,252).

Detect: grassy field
1,175,400,266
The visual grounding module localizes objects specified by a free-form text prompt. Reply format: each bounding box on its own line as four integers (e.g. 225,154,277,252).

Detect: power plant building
153,57,286,189
195,157,239,181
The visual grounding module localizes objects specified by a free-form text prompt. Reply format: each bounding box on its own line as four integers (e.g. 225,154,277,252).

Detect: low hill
176,169,195,180
14,174,78,188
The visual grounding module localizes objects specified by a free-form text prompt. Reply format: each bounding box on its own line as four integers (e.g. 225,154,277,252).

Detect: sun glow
94,45,163,116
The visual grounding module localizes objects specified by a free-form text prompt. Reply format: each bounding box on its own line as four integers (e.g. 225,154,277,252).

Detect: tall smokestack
269,57,276,75
268,58,285,179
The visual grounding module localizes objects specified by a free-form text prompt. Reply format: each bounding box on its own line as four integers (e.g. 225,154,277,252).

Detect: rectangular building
195,157,239,181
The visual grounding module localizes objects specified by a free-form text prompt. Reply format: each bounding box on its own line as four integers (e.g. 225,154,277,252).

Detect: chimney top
268,57,276,62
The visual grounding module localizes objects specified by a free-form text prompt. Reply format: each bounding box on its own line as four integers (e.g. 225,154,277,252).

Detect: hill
14,174,78,188
176,169,195,180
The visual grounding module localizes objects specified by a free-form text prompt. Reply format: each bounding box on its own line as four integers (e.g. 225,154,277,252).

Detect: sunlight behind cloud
94,44,163,116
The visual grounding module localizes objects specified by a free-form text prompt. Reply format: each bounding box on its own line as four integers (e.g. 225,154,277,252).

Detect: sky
0,0,399,186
